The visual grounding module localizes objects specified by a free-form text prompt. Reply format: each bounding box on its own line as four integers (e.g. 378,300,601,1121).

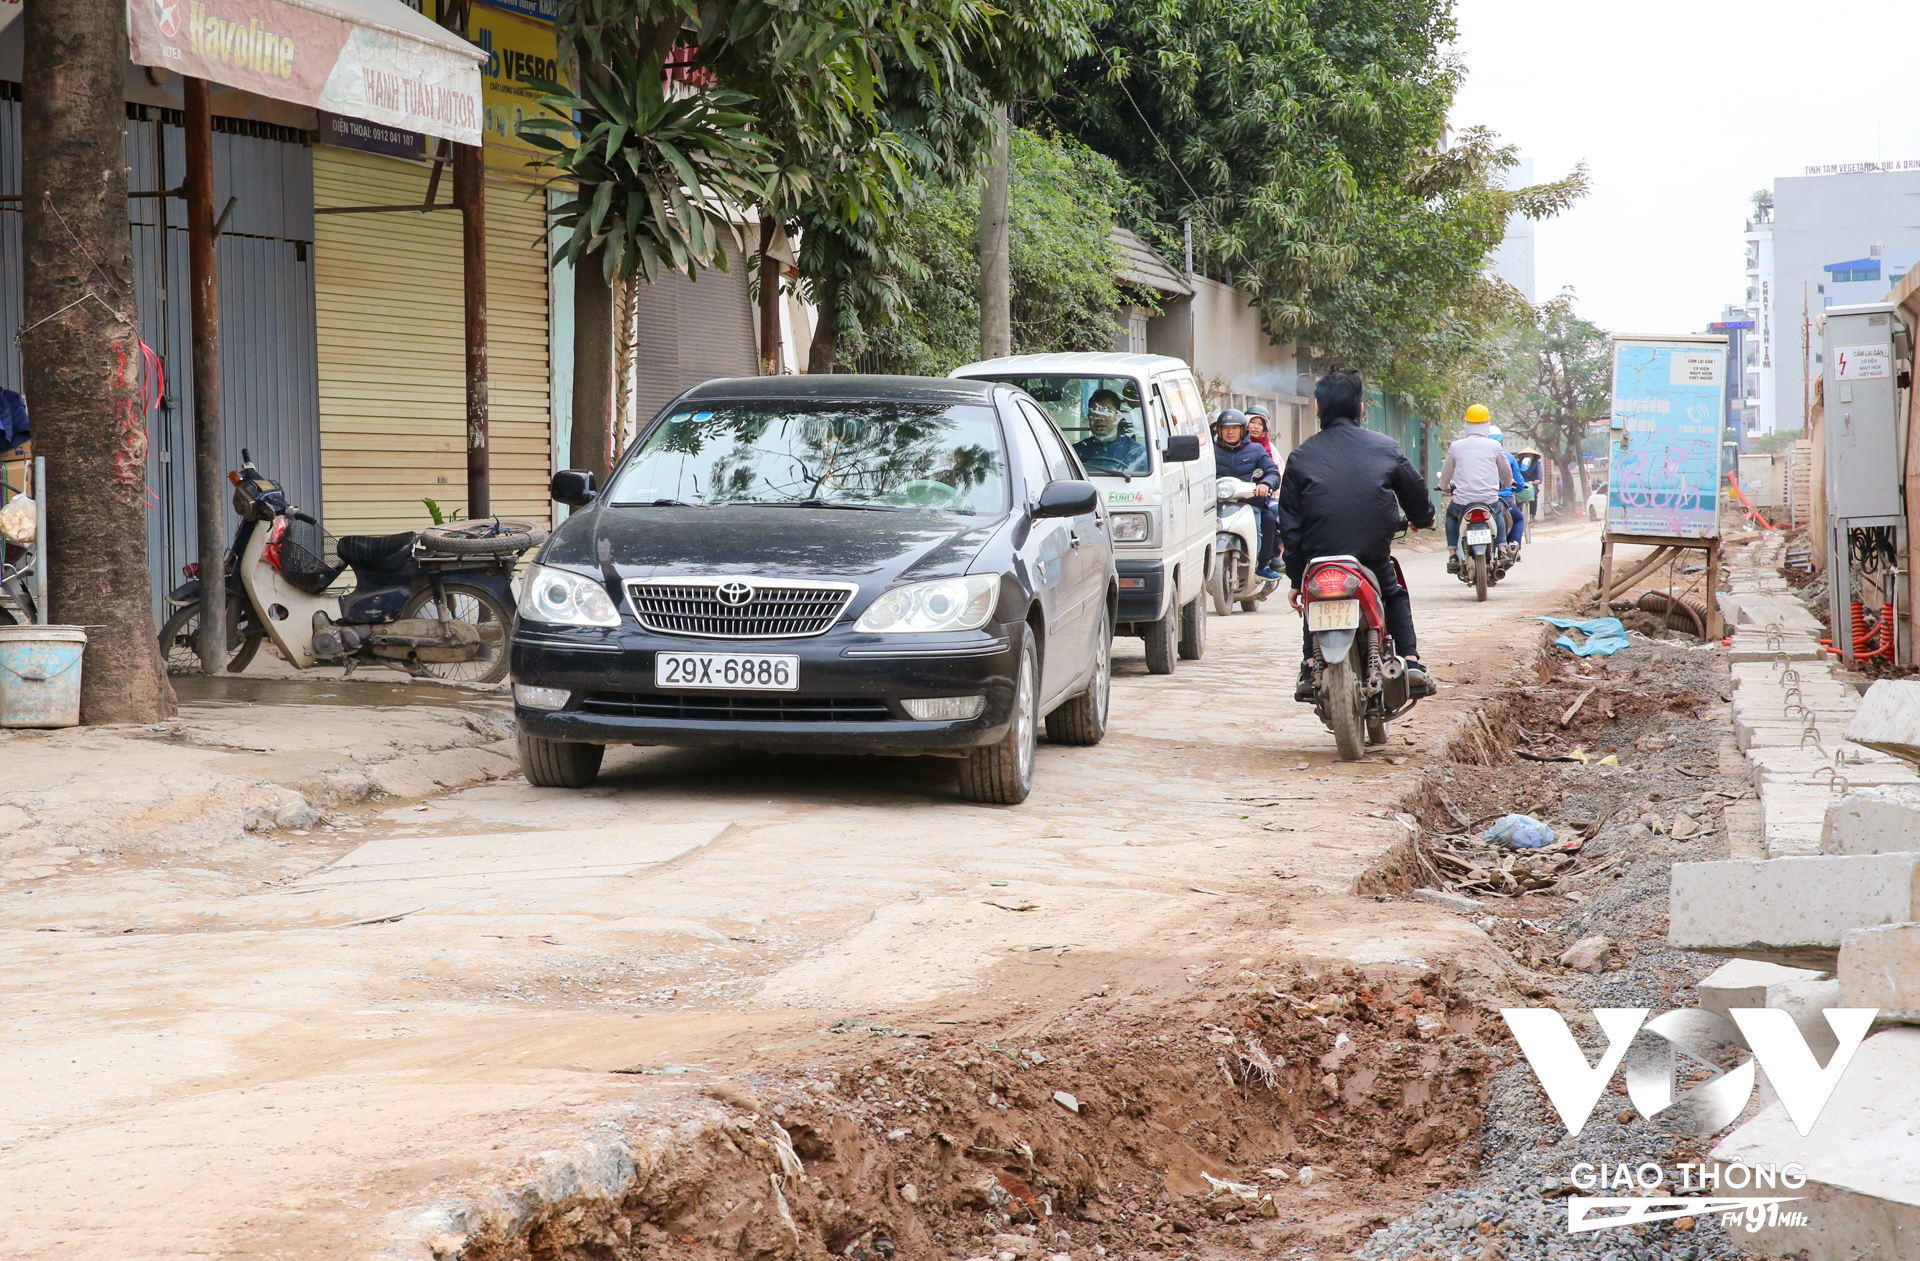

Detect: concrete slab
1669,854,1920,968
1823,786,1920,855
1698,958,1829,1017
1839,923,1920,1022
1708,1030,1920,1261
1846,680,1920,770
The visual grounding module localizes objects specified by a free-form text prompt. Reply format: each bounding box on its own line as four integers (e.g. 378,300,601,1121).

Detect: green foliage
1749,427,1802,454
1481,290,1612,497
421,497,463,525
1045,0,1456,339
854,128,1129,375
1309,127,1589,418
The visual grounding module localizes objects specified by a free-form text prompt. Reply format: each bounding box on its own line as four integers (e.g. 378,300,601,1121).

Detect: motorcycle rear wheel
1209,555,1232,617
1325,638,1368,762
1473,553,1488,601
159,598,264,675
399,582,514,684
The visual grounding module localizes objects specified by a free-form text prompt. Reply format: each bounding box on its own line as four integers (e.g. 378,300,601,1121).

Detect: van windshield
978,375,1153,478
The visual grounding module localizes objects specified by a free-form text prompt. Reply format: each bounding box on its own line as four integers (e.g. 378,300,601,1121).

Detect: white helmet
1487,427,1505,444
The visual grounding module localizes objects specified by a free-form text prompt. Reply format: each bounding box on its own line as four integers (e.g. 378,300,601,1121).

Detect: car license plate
1306,599,1360,631
654,652,799,691
1466,528,1493,545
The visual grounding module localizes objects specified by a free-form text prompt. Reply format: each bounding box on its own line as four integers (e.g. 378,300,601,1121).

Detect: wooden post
185,77,225,674
454,139,488,517
1598,535,1614,609
1706,537,1723,640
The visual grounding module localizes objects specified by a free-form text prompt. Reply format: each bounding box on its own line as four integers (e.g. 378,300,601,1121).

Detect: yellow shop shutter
314,146,550,539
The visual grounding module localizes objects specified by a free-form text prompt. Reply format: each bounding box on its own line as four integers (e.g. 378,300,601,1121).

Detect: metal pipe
32,455,45,624
185,76,225,673
455,140,489,518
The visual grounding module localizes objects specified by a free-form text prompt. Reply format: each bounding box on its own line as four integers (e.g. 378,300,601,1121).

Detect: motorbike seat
336,531,418,572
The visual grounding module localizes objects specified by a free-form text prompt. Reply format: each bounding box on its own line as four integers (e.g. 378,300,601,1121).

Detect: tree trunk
571,252,615,481
808,285,839,374
757,213,781,376
977,106,1010,359
21,0,175,722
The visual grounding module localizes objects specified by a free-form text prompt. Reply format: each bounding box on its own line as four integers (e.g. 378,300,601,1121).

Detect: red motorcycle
1294,554,1421,761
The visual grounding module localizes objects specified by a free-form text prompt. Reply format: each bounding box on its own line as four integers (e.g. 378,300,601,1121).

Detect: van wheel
518,733,604,788
1178,595,1206,660
960,635,1037,804
1046,606,1111,746
1143,602,1177,674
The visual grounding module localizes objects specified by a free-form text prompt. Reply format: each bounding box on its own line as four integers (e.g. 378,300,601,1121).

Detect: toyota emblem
716,580,755,607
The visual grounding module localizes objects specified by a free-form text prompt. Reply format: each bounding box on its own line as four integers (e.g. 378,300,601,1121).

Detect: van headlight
517,564,621,627
1110,511,1150,542
854,575,999,633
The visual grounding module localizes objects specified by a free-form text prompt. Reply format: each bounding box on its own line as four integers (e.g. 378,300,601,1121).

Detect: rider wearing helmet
1213,409,1283,579
1488,426,1527,557
1439,405,1514,572
1277,369,1436,700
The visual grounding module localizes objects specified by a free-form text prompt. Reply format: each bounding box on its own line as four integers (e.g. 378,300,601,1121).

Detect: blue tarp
0,388,26,456
1537,616,1631,657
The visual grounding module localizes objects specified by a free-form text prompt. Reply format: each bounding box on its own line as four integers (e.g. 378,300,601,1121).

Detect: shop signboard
1606,336,1729,539
463,2,568,180
129,0,485,145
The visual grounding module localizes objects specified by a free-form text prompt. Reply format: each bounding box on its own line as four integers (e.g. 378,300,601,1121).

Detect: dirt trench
440,628,1742,1261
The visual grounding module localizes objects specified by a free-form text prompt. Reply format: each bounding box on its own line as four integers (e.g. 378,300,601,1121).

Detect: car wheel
518,733,604,788
1178,594,1206,660
1142,601,1177,675
960,634,1037,804
1046,607,1111,746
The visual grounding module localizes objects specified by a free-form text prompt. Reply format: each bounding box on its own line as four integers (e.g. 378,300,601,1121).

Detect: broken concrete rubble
1839,922,1920,1022
1823,785,1920,855
1845,680,1920,769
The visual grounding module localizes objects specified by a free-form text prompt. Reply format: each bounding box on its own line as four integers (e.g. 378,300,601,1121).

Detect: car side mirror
1162,434,1201,463
550,469,597,508
1033,479,1098,519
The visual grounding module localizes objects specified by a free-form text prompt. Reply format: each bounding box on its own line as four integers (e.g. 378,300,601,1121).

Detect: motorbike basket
276,518,345,595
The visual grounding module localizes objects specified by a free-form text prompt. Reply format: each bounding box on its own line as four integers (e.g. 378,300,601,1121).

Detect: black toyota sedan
508,375,1116,804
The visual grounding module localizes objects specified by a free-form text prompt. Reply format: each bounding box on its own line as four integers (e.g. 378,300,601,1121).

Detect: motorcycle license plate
655,652,799,691
1466,528,1493,545
1306,599,1360,631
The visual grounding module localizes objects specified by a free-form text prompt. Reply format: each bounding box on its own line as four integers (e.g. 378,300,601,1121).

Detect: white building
1486,157,1537,304
1744,203,1775,436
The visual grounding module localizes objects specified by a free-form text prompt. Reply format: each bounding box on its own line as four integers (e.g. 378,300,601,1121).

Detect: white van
952,352,1215,672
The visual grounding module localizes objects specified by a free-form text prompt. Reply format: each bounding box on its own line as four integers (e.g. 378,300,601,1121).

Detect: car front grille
625,579,856,639
580,693,893,723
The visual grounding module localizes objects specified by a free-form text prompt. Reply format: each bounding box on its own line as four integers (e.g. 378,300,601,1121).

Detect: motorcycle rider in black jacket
1276,369,1437,701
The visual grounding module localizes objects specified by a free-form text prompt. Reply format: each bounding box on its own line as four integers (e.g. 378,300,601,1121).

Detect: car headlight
854,574,999,633
1111,511,1150,542
516,564,621,627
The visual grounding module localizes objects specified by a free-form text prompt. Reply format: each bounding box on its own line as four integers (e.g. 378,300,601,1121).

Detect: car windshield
977,375,1151,477
607,402,1008,514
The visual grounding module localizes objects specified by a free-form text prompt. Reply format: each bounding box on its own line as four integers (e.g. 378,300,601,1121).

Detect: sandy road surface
0,521,1602,1259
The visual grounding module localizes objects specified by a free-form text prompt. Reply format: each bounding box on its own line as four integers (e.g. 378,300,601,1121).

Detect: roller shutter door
313,146,550,538
632,264,757,425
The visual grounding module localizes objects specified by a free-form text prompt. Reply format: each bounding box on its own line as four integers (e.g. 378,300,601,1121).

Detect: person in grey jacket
1439,404,1513,571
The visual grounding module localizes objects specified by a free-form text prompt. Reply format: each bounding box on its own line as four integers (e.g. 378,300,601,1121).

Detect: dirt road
0,522,1603,1259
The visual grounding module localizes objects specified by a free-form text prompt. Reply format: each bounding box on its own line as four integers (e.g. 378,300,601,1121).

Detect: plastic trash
1536,616,1630,657
1481,813,1556,849
0,494,34,544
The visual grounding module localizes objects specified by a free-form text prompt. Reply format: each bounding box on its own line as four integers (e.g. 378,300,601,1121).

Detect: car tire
518,733,604,788
1178,594,1206,660
1143,601,1177,675
1045,607,1111,746
960,635,1038,805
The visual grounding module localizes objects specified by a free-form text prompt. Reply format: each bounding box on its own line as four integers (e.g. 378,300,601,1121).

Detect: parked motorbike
1450,498,1512,602
158,451,542,683
1295,553,1421,761
1209,476,1279,615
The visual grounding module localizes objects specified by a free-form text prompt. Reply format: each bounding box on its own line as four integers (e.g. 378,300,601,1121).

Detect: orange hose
1727,472,1779,530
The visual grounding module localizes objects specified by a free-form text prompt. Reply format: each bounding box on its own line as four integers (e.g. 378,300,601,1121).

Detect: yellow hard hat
1464,404,1491,425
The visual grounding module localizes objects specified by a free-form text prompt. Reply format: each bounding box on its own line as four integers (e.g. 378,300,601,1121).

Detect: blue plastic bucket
0,625,87,727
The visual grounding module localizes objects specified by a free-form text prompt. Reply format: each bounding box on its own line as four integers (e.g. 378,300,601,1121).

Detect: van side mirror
551,469,597,507
1033,479,1098,519
1163,434,1202,463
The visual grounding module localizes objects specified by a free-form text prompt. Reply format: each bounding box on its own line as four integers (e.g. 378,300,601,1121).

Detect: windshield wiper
730,498,902,512
612,498,700,507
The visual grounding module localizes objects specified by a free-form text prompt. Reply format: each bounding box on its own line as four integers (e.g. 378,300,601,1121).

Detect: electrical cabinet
1822,303,1903,519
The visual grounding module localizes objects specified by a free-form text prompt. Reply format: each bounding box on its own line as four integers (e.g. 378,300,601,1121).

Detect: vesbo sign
1501,1006,1877,1236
